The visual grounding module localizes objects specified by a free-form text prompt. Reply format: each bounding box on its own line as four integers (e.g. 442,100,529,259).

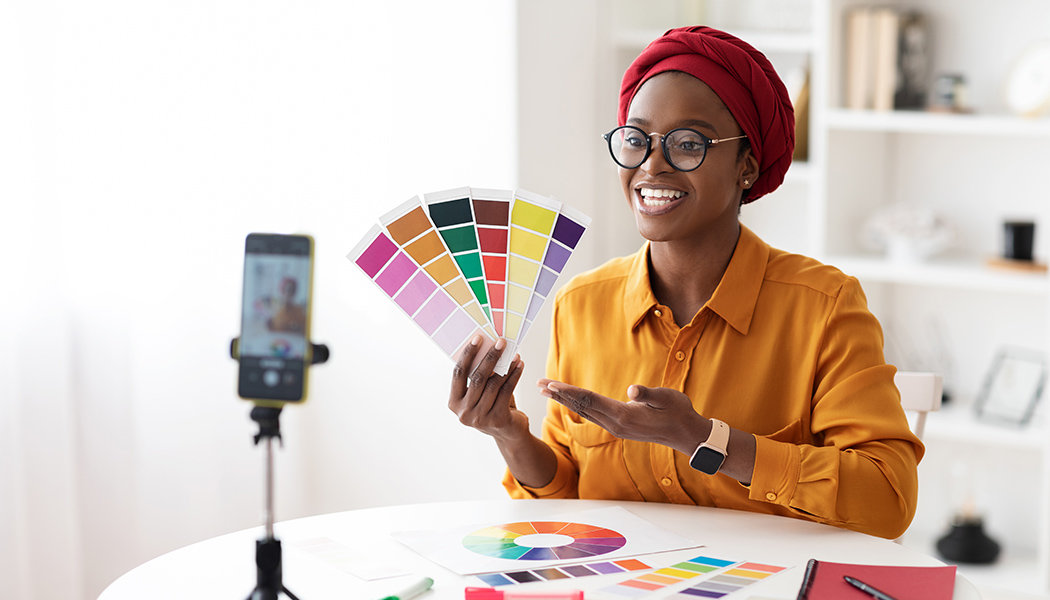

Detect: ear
738,148,760,191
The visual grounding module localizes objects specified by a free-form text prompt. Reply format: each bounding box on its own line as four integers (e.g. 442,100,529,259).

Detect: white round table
99,499,980,599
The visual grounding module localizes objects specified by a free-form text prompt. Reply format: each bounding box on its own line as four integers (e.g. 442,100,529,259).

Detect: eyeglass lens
606,126,709,171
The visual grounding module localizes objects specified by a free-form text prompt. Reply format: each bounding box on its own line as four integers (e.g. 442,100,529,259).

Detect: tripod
233,339,329,600
246,405,299,600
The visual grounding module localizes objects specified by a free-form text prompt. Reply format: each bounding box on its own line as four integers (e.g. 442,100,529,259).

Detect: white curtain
1,1,515,598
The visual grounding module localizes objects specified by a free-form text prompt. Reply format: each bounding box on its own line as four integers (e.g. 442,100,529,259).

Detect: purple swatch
543,243,572,272
525,293,544,321
589,562,626,574
534,267,559,297
680,589,724,598
552,214,585,248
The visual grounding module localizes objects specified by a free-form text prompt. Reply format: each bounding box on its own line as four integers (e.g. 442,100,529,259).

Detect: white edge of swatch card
422,186,472,205
469,187,513,202
558,204,593,229
346,224,385,261
492,340,516,375
513,188,562,212
378,195,424,226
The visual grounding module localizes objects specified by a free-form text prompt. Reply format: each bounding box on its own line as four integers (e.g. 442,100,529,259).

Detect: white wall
2,1,516,598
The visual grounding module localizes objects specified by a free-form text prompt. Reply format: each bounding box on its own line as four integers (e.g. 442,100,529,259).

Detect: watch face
690,447,726,475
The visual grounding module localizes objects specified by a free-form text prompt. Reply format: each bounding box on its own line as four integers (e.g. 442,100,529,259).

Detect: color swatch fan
348,187,590,374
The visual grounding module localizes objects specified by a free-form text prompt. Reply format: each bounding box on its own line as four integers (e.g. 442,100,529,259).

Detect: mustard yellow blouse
503,226,924,539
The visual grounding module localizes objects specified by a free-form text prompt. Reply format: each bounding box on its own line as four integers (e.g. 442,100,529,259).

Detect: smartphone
237,233,314,404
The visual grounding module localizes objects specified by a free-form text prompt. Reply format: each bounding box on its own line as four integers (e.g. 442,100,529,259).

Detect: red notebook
796,559,956,600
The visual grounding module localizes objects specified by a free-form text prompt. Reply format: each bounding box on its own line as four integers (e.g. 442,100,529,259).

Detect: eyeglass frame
601,125,748,172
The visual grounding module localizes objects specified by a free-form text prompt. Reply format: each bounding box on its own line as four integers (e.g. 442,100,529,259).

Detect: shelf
923,404,1049,451
826,108,1050,137
614,28,813,53
826,255,1050,295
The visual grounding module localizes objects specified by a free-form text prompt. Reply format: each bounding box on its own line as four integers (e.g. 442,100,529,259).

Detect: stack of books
844,6,929,111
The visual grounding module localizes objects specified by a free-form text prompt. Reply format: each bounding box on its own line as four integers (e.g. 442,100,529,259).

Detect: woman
448,26,923,539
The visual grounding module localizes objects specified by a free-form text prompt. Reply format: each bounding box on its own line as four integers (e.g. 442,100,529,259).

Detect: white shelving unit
599,0,1050,595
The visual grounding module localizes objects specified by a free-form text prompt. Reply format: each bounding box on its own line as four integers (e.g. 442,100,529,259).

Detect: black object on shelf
936,516,1001,564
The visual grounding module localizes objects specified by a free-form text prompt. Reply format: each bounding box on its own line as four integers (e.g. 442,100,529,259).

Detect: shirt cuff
748,435,800,506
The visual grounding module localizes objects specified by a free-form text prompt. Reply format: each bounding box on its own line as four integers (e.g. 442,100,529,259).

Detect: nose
639,134,674,175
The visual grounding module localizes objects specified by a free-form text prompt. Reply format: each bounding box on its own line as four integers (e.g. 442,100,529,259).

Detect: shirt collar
622,225,770,335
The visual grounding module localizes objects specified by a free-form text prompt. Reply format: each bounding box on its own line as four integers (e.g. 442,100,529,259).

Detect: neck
648,224,740,327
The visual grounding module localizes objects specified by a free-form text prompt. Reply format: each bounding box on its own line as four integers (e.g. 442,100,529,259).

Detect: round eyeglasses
601,125,747,172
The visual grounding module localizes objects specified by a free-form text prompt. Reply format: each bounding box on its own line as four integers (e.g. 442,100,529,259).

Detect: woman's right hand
448,336,527,441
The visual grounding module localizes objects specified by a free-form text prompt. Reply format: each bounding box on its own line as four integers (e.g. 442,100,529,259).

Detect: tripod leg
246,537,284,600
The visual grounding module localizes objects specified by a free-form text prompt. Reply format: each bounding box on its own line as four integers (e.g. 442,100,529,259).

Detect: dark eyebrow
626,117,720,134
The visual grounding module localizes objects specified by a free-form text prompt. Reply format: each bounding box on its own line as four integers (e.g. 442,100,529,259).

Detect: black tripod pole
247,406,300,600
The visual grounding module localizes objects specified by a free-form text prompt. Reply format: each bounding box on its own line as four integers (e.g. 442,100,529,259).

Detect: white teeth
639,188,684,199
639,188,684,206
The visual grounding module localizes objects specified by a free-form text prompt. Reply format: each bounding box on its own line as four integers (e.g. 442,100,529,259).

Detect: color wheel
462,521,627,561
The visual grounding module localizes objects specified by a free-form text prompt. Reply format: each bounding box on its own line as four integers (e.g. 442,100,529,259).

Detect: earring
743,179,750,187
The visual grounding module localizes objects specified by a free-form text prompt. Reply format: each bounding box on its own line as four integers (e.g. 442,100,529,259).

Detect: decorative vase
935,516,1001,564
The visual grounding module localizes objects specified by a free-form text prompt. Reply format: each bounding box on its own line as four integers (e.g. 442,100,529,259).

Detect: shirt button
661,477,673,487
654,309,663,317
766,492,777,502
675,351,685,361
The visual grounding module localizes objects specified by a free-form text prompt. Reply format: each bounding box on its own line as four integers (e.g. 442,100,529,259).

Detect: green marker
378,576,434,600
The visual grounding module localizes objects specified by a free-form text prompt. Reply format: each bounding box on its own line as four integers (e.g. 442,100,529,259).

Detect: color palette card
475,556,655,587
591,553,787,599
348,187,589,374
471,188,513,336
391,506,700,576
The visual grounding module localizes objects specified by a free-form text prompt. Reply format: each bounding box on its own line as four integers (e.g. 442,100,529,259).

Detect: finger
487,358,525,417
545,381,618,418
627,384,685,409
450,335,483,402
467,337,507,391
476,356,517,414
540,385,611,431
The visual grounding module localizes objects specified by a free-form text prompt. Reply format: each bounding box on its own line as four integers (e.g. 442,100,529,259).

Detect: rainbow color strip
349,188,589,373
475,557,653,587
596,554,786,599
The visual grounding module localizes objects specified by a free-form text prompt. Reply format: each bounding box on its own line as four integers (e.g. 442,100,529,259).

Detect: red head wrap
618,26,794,203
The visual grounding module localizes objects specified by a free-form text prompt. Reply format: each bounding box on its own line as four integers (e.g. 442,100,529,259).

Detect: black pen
843,575,899,600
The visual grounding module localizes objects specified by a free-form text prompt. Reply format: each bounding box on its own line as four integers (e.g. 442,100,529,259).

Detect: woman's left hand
537,379,708,456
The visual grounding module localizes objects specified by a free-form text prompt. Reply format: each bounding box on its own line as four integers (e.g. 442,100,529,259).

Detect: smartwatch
689,418,730,475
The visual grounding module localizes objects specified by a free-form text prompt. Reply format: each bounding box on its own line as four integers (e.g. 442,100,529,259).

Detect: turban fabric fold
618,26,795,203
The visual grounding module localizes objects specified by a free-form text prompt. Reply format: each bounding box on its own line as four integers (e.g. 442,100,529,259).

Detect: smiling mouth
636,188,686,214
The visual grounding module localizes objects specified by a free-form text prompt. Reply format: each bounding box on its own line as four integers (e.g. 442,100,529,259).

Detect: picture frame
975,347,1047,426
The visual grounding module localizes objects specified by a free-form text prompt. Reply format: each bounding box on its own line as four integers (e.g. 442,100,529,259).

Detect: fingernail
495,338,506,350
627,385,640,399
470,335,480,346
547,382,561,392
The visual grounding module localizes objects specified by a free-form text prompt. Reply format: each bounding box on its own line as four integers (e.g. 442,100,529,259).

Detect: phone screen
238,233,313,402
